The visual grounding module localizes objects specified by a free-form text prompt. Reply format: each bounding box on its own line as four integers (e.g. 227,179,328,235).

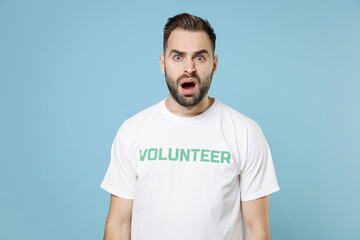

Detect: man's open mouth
180,78,197,90
181,82,196,89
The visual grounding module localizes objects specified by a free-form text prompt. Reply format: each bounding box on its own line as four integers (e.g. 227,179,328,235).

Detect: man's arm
104,194,134,240
241,195,271,240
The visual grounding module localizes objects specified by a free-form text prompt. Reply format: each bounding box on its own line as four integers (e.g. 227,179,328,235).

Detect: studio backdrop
0,0,359,239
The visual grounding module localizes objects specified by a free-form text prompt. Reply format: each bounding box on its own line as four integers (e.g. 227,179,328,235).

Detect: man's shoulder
117,100,161,133
217,100,263,137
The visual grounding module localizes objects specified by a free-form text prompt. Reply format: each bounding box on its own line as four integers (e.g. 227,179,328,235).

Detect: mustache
176,74,201,85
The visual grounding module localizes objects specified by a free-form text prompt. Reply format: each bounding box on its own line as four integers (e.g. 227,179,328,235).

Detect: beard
165,68,214,108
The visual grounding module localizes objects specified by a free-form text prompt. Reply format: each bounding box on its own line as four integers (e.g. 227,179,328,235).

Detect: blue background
1,0,359,239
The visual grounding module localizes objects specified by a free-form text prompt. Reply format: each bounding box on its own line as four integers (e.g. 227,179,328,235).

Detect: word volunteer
139,148,231,163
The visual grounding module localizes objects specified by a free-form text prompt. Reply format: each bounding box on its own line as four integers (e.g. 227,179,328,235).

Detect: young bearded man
101,13,280,240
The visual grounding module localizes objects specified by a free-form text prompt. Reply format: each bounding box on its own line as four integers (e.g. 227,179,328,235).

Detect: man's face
160,28,218,107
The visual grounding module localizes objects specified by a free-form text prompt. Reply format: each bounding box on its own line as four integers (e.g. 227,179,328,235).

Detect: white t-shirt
100,99,280,240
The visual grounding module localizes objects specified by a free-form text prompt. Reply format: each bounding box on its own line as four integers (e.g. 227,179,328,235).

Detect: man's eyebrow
168,49,184,56
194,49,210,56
168,49,211,57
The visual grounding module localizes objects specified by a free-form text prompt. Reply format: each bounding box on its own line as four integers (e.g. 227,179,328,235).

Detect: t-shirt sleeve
100,128,137,199
240,133,280,201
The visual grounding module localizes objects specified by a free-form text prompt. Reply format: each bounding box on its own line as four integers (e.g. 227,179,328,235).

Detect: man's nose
184,58,196,74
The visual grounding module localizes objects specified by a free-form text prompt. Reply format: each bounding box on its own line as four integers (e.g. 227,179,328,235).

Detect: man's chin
176,95,202,107
167,85,205,107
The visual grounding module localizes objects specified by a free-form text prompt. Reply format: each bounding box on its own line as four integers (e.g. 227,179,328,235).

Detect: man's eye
174,55,182,60
196,56,204,61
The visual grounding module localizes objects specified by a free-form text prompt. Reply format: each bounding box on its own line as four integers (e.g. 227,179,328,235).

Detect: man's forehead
168,48,211,57
166,28,213,55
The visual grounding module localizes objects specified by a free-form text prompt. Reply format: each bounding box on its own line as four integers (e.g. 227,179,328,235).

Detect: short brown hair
163,13,216,55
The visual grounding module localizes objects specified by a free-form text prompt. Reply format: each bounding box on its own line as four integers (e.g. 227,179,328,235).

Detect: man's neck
165,95,215,117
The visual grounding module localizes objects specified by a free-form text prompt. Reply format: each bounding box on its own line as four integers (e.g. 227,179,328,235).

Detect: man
101,13,280,240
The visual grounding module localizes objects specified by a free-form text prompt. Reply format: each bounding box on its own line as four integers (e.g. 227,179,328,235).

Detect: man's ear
160,54,165,74
212,55,218,75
